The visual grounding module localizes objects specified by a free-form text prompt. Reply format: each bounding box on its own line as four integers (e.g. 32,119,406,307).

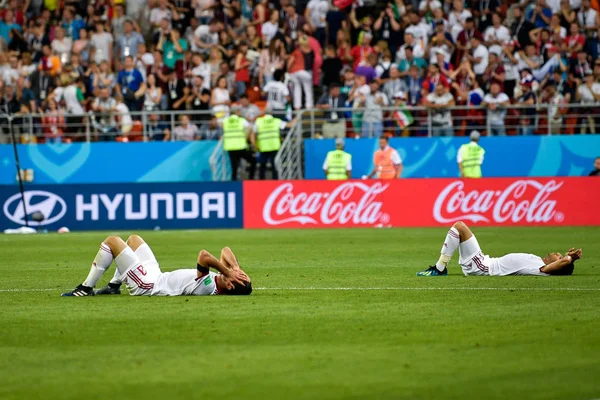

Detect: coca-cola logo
433,180,564,224
263,182,390,225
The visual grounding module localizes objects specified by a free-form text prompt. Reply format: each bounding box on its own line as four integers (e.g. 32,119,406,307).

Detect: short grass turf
0,227,599,400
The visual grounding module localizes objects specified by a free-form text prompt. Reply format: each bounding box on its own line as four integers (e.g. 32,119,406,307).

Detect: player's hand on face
227,269,250,286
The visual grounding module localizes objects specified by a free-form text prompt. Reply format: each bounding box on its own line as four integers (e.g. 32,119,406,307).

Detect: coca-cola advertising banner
243,178,600,228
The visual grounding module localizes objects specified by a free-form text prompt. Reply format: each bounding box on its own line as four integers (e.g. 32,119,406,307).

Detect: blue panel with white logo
0,182,243,231
304,136,600,179
0,141,219,184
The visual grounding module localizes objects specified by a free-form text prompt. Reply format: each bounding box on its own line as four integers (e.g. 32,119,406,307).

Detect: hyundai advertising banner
243,178,600,228
0,182,243,231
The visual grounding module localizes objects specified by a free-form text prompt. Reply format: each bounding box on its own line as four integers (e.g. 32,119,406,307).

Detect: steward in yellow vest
323,138,352,180
222,111,256,180
251,114,296,180
458,130,485,178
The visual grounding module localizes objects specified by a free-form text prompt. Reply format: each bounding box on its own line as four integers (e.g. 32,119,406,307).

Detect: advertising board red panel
243,178,600,228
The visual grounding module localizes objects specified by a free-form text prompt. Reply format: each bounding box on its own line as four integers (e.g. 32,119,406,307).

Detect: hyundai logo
3,191,67,226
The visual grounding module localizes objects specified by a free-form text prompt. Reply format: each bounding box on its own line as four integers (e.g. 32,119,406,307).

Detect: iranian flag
393,108,414,128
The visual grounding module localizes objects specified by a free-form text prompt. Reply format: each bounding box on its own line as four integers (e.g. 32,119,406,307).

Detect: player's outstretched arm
540,254,577,274
197,250,249,285
220,247,241,271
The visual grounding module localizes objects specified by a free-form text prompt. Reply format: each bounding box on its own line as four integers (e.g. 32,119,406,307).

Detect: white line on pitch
1,287,599,293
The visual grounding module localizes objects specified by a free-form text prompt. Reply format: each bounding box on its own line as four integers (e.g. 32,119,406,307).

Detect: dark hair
223,281,253,295
549,263,575,276
239,93,249,99
379,135,389,142
274,69,284,82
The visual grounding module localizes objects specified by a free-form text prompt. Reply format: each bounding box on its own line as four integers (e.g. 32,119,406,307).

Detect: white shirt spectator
261,21,278,44
406,22,432,46
52,37,73,61
514,52,543,72
502,54,519,82
547,93,565,122
484,25,511,56
396,41,425,62
174,123,199,141
194,25,218,49
419,0,442,12
91,31,114,64
472,44,489,74
578,8,598,38
150,7,172,25
306,0,329,29
483,92,510,125
3,67,19,85
212,87,230,118
546,0,561,13
263,81,289,110
426,91,454,126
54,85,85,115
448,9,472,30
577,83,600,103
116,102,132,129
192,63,212,90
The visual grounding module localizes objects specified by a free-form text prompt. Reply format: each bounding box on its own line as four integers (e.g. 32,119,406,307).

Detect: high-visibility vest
459,141,485,178
255,115,282,152
222,115,248,151
326,150,351,180
374,146,397,179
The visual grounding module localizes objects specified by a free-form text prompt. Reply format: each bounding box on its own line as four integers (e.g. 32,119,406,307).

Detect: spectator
160,28,187,70
62,7,86,41
259,37,286,87
117,56,146,112
262,69,289,119
428,19,455,65
211,75,231,120
194,19,222,54
484,12,511,56
317,83,347,139
396,32,425,64
589,157,600,176
406,65,424,106
3,54,19,85
467,33,489,85
29,23,50,63
482,51,506,93
350,32,375,70
191,52,211,90
575,69,600,133
321,44,343,87
305,0,328,48
93,60,116,96
154,17,172,47
425,83,455,136
51,27,72,65
15,77,36,114
234,41,251,99
288,36,315,110
355,53,378,83
91,87,118,141
238,94,261,123
262,10,280,45
448,0,473,41
165,68,187,111
578,0,599,59
143,73,162,111
73,28,92,66
173,114,199,141
373,5,402,54
0,9,20,45
456,17,480,66
566,22,586,60
90,22,113,64
543,83,566,133
41,99,65,144
516,76,538,135
528,1,553,29
150,0,178,29
360,80,389,138
511,6,536,48
382,65,408,102
115,95,133,136
482,81,510,136
117,19,145,62
146,112,171,141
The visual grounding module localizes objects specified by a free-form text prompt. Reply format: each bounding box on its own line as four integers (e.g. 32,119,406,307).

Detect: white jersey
458,235,549,276
152,270,218,296
115,243,220,296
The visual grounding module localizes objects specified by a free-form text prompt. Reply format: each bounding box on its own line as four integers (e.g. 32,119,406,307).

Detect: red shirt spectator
350,33,375,70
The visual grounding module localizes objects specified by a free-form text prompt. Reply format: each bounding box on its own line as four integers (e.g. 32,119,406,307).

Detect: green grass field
1,227,599,400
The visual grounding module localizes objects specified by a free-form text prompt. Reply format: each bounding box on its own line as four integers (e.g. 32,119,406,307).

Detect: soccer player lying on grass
61,235,251,297
417,221,582,277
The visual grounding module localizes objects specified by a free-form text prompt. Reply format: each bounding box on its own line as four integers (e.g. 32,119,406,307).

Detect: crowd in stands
2,0,600,143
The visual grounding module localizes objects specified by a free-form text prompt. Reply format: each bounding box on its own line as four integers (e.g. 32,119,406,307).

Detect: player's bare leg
417,221,472,276
62,236,129,296
96,235,146,295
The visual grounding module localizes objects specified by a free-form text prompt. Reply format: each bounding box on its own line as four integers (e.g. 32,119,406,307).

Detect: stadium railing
2,104,599,145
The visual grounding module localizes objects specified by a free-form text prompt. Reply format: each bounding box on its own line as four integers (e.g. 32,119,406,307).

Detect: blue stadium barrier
304,136,600,179
0,141,218,184
0,182,243,231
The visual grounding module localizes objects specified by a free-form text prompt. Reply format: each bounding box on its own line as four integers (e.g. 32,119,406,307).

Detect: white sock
435,227,460,271
109,269,122,285
82,243,113,288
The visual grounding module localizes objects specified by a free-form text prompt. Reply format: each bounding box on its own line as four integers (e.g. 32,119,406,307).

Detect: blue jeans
490,125,506,136
518,125,534,135
235,81,247,100
432,125,454,136
361,121,383,138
